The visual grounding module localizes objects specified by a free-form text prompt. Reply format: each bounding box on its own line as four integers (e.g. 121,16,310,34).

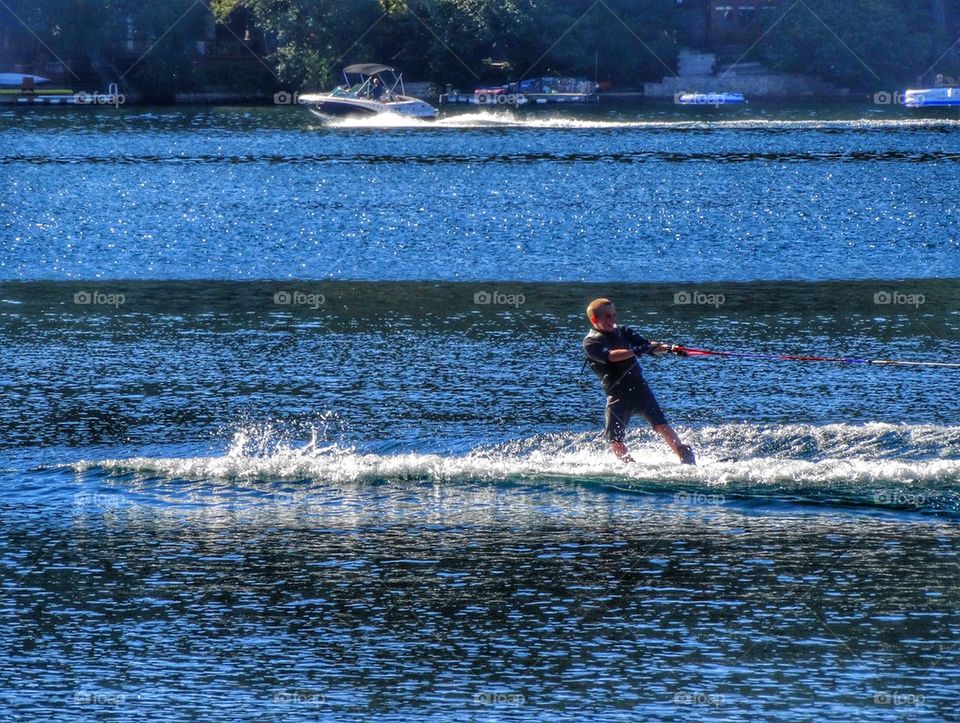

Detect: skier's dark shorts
604,380,667,443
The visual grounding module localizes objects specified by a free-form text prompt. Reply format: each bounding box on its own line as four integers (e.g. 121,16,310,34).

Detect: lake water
1,104,958,720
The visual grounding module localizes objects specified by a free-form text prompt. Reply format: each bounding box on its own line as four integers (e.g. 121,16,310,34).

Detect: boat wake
318,113,437,129
321,112,960,132
72,423,960,515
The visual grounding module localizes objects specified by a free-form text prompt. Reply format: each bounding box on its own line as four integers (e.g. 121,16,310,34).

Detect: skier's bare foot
611,441,635,463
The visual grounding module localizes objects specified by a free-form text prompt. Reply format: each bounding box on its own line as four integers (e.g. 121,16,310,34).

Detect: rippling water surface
1,106,959,720
2,105,959,281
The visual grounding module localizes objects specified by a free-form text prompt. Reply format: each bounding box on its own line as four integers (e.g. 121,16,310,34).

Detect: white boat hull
904,87,960,107
299,93,437,119
677,92,745,105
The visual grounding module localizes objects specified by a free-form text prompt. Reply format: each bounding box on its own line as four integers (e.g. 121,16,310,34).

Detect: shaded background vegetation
1,0,957,98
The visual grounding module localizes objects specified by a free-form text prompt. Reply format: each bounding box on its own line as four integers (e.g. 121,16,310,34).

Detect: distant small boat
903,87,960,107
677,92,746,105
298,64,438,119
0,72,49,86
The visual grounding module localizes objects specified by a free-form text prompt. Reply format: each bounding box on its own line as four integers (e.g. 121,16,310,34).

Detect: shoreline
1,91,884,107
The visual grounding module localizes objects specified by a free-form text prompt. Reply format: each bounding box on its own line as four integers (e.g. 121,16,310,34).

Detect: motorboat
903,87,960,107
676,92,746,105
298,64,438,119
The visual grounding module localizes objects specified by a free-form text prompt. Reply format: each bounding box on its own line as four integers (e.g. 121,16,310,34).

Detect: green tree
121,0,209,101
761,0,950,89
384,0,676,89
1,0,207,99
213,0,387,89
523,0,678,87
396,0,540,88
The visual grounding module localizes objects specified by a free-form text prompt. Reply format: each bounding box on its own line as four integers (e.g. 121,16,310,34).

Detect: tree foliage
217,0,680,90
1,0,206,100
3,0,958,96
761,0,954,87
224,0,956,91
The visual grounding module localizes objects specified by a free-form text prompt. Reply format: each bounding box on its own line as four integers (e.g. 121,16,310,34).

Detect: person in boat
583,298,696,464
370,76,385,100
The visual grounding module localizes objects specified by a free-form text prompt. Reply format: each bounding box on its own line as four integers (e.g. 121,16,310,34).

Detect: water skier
583,298,696,464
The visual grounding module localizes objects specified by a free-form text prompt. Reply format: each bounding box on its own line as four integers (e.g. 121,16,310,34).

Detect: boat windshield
342,68,403,98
